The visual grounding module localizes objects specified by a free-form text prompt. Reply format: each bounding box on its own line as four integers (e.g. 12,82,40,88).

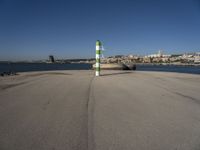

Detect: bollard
96,40,102,76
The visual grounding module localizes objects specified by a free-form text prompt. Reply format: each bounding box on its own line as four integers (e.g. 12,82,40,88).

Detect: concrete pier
0,70,200,150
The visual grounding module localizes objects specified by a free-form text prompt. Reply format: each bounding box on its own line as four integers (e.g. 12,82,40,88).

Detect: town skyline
1,50,199,64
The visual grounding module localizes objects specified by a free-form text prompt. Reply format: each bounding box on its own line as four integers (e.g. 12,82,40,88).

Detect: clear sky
0,0,200,61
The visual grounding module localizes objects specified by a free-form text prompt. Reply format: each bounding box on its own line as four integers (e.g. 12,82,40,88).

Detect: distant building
114,55,124,58
147,50,171,58
49,55,55,63
147,50,163,58
194,52,200,64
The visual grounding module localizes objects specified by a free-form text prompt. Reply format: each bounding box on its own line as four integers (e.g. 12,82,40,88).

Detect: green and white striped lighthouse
96,40,102,76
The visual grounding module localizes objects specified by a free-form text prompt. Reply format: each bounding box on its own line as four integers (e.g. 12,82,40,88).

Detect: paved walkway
0,70,200,150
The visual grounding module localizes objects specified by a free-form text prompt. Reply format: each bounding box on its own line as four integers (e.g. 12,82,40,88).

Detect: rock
93,63,128,70
0,71,17,77
126,64,137,70
93,63,136,70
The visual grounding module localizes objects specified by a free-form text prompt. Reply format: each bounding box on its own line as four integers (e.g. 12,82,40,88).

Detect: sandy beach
0,70,200,150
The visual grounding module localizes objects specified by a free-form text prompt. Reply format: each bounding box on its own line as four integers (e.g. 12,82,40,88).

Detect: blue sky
0,0,200,61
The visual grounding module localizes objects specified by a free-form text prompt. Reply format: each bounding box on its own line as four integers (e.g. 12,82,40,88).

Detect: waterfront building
194,52,200,64
49,55,55,63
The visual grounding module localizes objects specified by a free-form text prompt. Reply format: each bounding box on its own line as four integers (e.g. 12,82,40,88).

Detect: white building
147,50,171,58
194,52,200,63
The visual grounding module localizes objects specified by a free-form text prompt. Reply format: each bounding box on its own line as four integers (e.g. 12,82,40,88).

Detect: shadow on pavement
101,71,133,76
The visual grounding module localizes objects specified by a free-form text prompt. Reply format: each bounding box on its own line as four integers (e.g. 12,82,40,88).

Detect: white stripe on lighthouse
96,45,100,50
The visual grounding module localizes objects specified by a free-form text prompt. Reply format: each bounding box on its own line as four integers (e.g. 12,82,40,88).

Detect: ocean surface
0,63,200,75
0,63,92,73
136,64,200,75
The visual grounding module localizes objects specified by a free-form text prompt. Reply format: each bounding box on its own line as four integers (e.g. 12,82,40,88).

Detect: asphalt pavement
0,70,200,150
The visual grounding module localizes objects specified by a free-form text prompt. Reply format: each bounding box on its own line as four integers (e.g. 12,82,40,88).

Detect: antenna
101,45,105,58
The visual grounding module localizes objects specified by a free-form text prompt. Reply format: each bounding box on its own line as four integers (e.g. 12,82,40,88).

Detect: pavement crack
173,92,200,104
87,75,96,150
0,82,27,90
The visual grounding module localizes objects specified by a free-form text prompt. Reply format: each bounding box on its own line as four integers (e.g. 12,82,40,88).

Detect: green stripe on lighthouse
96,67,100,72
96,40,102,46
96,58,100,63
96,50,102,54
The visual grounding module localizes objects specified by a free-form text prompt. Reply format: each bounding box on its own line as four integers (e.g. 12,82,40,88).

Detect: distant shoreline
0,63,200,75
0,62,200,67
135,63,200,67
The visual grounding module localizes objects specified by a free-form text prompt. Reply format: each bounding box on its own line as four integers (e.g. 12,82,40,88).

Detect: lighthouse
96,40,102,76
